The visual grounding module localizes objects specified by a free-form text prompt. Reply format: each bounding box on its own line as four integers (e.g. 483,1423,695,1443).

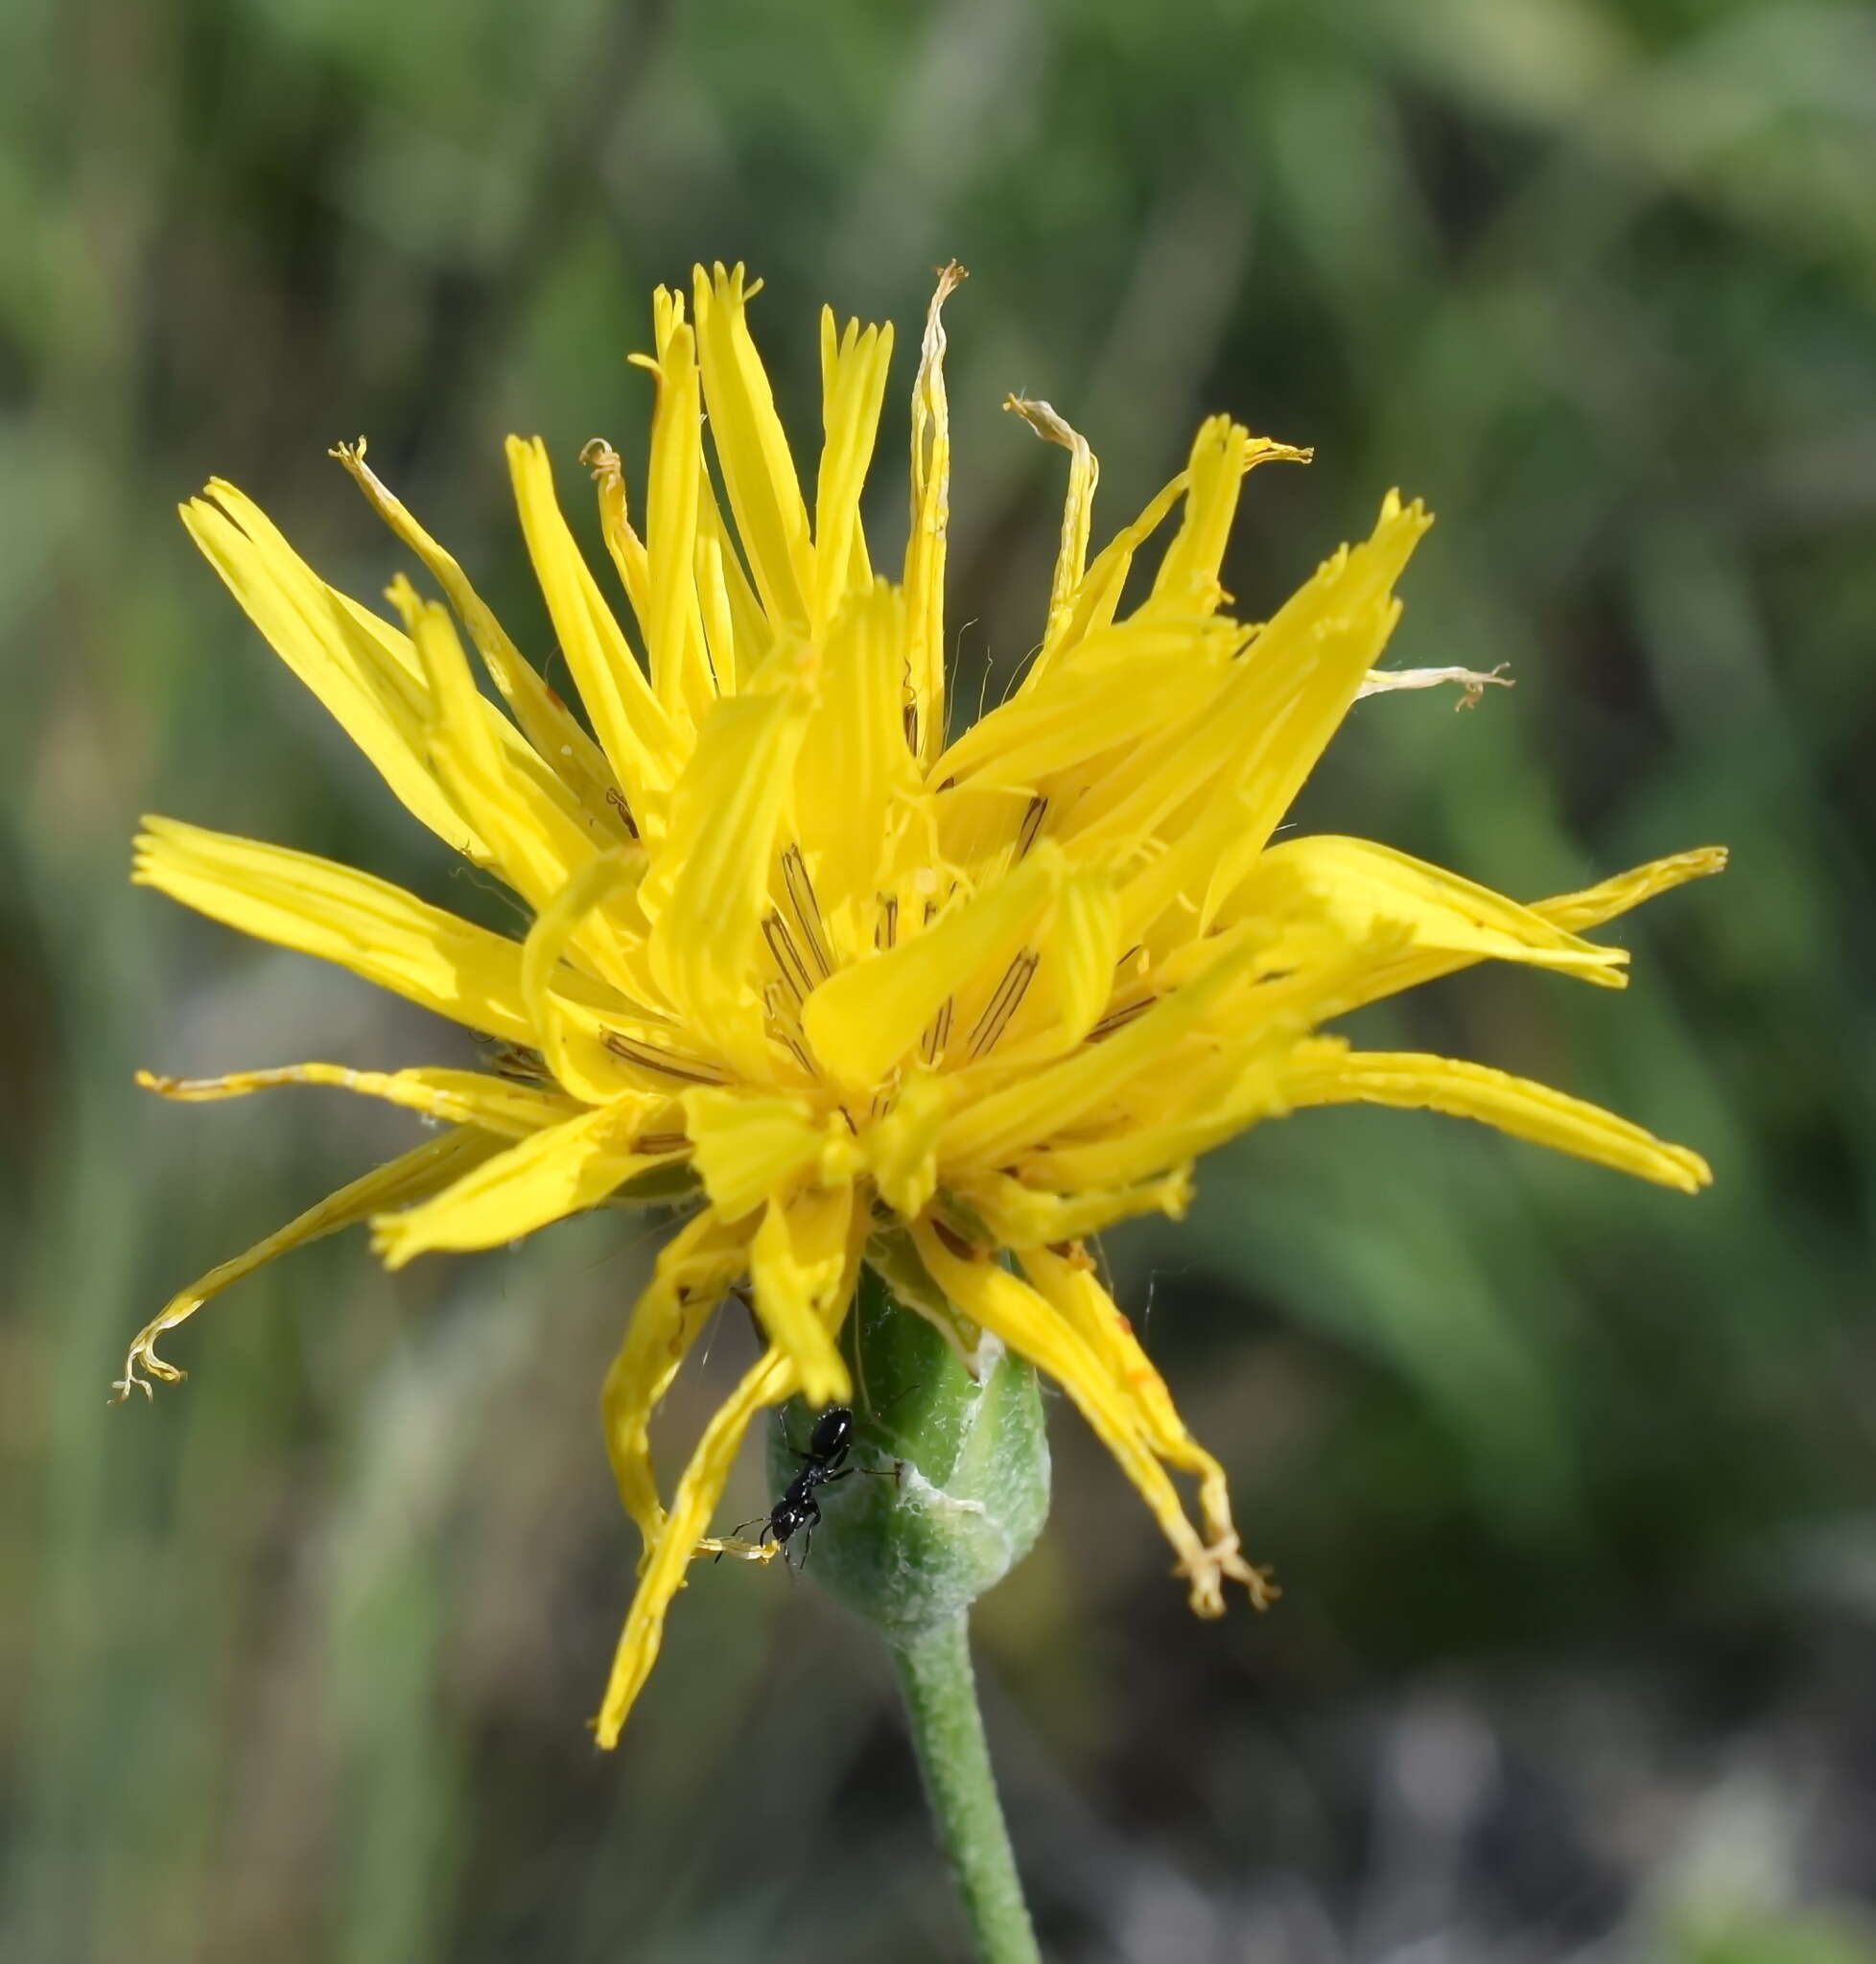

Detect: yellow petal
910,1224,1265,1615
1137,912,1407,1022
694,469,769,688
1144,415,1247,617
931,619,1237,794
1003,395,1098,676
749,1182,856,1406
903,263,965,765
1020,394,1306,681
1022,1045,1290,1193
134,817,535,1043
599,308,770,686
505,434,681,831
586,435,651,623
990,864,1122,1064
801,847,1062,1093
594,1346,794,1748
1134,424,1308,627
926,782,1041,885
180,487,477,855
1238,834,1630,985
692,263,812,633
859,1066,950,1219
692,530,740,706
1020,1243,1254,1564
596,1192,858,1746
1052,426,1296,647
939,931,1259,1170
1067,491,1432,860
1310,846,1730,1020
793,582,919,910
520,849,664,1104
389,580,632,944
1281,1040,1713,1192
645,673,813,1077
110,1129,502,1402
599,1206,759,1544
1112,784,1256,950
633,303,718,731
814,312,895,632
1537,846,1729,932
952,1164,1192,1247
1052,471,1190,655
681,1086,859,1226
371,1101,680,1269
1051,925,1411,1154
329,439,626,830
134,1062,581,1138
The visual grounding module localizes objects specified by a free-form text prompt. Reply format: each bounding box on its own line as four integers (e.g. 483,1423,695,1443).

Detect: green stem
889,1614,1042,1964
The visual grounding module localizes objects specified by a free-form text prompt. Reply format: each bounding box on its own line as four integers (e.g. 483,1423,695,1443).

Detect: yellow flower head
121,263,1723,1746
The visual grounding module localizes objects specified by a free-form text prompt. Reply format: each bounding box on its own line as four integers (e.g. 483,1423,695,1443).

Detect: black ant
719,1403,901,1566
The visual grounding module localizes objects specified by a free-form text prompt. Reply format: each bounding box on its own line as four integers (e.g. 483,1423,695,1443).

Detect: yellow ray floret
135,1062,583,1138
125,263,1723,1744
370,1102,683,1270
1278,1041,1713,1193
599,1206,760,1544
112,1130,503,1402
595,1345,797,1748
1019,1242,1255,1576
912,1222,1271,1617
329,437,627,831
133,818,538,1042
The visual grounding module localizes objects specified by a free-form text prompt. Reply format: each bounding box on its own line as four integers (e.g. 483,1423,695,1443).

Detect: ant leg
854,1320,874,1430
766,1518,803,1580
865,1380,925,1426
714,1513,771,1562
799,1500,823,1568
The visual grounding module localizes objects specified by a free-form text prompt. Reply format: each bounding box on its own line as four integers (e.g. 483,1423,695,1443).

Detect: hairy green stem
889,1614,1042,1964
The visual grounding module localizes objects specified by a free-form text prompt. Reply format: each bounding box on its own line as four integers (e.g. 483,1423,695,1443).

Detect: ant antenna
857,1375,924,1443
852,1312,875,1421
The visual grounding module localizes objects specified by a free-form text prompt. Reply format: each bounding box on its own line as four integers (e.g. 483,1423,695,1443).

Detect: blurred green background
5,0,1874,1958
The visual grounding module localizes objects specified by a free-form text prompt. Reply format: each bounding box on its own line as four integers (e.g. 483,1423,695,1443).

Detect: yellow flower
119,263,1723,1747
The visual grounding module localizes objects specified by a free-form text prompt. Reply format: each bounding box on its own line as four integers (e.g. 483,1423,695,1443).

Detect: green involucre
766,1260,1049,1643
